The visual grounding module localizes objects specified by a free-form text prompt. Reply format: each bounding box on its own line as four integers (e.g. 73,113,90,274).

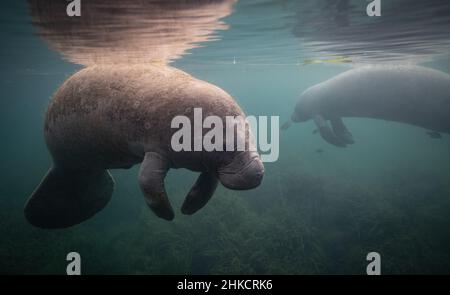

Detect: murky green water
1,1,450,274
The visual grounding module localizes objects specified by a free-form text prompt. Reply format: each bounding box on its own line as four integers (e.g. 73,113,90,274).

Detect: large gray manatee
25,65,264,228
284,65,450,147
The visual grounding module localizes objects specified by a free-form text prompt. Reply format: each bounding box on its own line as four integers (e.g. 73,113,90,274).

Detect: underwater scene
1,0,450,275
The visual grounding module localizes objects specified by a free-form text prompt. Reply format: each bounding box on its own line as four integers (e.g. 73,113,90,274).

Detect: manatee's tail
24,167,114,229
281,120,292,130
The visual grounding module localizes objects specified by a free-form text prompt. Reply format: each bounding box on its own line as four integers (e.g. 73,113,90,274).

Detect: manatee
25,65,264,228
283,65,450,147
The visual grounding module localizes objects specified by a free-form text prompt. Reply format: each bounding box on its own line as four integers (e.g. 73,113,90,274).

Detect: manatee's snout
291,112,308,123
217,151,264,190
292,104,310,122
292,89,315,123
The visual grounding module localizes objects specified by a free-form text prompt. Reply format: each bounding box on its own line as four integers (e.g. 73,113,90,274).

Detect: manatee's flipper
313,115,347,147
281,120,292,130
24,168,114,229
330,117,354,144
138,152,174,221
181,172,218,215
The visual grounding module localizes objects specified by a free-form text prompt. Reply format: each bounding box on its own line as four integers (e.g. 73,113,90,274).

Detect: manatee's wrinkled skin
46,65,239,169
288,66,450,147
26,65,264,228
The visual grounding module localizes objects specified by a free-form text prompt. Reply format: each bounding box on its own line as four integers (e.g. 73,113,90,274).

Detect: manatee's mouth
217,152,264,190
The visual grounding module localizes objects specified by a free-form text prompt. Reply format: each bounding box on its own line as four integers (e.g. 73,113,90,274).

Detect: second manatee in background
283,65,450,147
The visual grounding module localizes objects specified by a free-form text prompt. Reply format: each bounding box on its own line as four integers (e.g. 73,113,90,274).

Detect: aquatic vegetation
1,157,450,274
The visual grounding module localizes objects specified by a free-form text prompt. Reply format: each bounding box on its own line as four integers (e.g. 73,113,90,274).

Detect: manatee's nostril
252,170,264,186
244,162,264,189
218,152,264,190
